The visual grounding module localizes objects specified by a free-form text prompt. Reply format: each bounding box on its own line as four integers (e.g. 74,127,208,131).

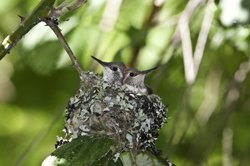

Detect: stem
0,0,56,60
0,0,86,61
44,18,83,74
178,0,204,85
193,0,214,75
129,150,138,166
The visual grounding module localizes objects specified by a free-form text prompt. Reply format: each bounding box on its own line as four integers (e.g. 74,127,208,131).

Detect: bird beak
91,56,109,67
139,66,158,75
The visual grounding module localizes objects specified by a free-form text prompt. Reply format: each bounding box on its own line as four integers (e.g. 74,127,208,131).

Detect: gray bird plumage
92,56,126,85
123,67,157,95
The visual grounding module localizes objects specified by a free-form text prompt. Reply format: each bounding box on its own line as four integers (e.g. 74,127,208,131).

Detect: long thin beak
91,56,109,67
139,66,158,75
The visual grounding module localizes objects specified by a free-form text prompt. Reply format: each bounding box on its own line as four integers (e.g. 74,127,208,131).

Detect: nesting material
57,71,167,152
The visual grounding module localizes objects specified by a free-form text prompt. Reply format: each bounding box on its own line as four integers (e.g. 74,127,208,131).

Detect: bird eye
129,72,135,77
112,66,118,71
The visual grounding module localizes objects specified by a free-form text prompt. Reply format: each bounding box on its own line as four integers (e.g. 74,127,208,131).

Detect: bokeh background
0,0,250,165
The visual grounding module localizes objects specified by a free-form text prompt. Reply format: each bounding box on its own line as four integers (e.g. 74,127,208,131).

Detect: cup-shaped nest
63,71,167,151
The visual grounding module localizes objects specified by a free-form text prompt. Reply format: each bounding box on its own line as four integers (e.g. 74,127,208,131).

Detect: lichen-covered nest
60,72,167,152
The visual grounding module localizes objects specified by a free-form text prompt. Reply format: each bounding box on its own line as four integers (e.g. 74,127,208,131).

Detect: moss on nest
58,71,167,153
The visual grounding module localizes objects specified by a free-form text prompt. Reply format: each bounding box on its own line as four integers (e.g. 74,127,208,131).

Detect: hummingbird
91,56,126,85
123,67,158,95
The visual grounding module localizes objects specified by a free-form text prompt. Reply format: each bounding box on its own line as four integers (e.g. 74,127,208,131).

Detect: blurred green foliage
0,0,250,165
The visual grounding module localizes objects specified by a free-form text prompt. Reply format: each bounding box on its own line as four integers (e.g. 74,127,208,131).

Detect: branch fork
0,0,87,76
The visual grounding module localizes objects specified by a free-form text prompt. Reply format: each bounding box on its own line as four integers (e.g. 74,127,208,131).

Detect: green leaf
93,151,123,166
42,136,119,166
42,136,171,166
26,41,62,75
120,151,172,166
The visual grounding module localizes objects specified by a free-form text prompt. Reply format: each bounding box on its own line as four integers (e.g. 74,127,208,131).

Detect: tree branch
193,0,215,74
0,0,56,60
0,0,86,74
173,0,215,85
48,0,86,20
43,18,83,74
178,0,203,84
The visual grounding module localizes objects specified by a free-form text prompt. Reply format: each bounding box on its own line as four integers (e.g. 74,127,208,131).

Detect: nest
57,71,167,152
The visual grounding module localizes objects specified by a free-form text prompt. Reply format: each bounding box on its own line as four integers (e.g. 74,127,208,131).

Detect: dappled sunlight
0,0,250,165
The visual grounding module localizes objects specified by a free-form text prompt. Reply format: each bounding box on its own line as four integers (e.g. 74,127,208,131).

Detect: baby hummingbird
123,67,157,95
91,56,126,85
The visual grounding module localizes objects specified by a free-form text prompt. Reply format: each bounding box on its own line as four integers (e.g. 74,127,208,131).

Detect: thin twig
174,0,215,84
44,0,87,74
194,0,215,75
0,0,86,61
49,0,86,20
178,0,203,84
129,150,138,166
0,0,56,60
44,18,83,74
179,16,195,84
